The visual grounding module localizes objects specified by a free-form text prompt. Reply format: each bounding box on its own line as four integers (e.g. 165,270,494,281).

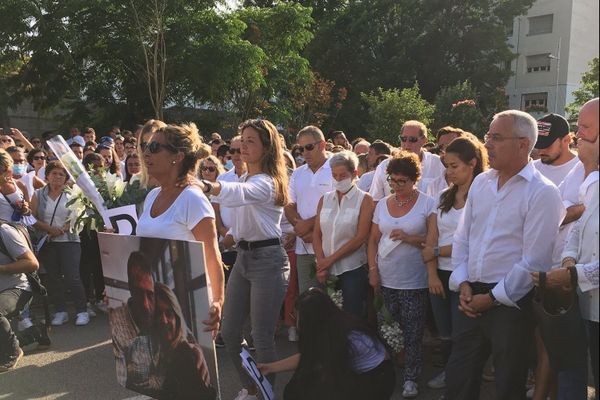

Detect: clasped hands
458,282,494,318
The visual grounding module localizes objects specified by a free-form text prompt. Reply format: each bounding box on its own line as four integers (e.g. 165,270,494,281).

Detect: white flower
329,290,344,309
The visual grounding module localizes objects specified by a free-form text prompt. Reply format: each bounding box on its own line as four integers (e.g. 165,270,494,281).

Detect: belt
470,282,497,295
237,238,280,251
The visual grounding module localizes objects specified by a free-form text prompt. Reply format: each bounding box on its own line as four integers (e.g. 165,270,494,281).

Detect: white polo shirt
289,159,334,254
369,151,445,201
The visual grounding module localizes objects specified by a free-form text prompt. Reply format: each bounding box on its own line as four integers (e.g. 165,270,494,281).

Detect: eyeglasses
145,141,176,154
387,176,411,186
484,134,525,143
399,136,421,143
201,166,216,173
228,148,241,155
33,156,46,161
298,142,321,153
1,139,13,143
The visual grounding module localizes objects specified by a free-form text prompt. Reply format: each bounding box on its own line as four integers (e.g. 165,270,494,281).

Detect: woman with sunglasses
27,149,48,180
367,151,437,398
136,123,224,340
136,119,166,189
193,119,290,400
199,156,225,187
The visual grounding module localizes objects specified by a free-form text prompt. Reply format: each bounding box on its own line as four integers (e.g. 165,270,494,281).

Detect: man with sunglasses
369,120,445,201
285,126,334,294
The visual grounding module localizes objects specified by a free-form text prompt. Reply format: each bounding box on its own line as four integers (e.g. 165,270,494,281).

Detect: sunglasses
33,156,47,161
298,142,321,153
387,176,411,186
145,141,176,154
202,166,216,173
228,148,241,155
1,139,13,143
400,136,421,143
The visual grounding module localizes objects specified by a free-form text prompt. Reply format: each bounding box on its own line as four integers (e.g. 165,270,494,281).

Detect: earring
171,161,176,165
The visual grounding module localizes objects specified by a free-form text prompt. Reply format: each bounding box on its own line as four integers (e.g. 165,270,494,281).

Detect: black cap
535,113,570,149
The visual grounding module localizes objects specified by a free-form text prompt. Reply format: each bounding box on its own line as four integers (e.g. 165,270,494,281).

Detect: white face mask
334,177,353,193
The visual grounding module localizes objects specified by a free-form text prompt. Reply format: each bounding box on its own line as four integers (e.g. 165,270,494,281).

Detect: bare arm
562,204,585,226
258,353,301,375
0,249,38,274
312,198,326,260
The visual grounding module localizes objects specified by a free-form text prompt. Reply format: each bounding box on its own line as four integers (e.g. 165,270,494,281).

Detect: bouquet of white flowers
309,262,343,309
374,293,404,353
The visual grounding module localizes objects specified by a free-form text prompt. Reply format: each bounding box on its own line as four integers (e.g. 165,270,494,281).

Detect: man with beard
533,114,579,187
109,251,161,397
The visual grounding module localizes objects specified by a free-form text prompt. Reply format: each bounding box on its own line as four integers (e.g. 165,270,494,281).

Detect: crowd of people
0,97,598,400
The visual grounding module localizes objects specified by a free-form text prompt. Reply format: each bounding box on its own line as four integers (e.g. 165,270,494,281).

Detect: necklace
394,190,417,207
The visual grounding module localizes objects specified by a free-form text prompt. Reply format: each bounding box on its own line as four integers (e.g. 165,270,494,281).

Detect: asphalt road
0,307,595,400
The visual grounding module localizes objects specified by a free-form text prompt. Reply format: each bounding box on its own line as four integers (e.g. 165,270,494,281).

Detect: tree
306,0,534,136
434,81,486,137
361,84,435,144
566,57,599,118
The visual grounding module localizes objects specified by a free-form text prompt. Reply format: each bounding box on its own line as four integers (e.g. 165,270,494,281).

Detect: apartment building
505,0,599,118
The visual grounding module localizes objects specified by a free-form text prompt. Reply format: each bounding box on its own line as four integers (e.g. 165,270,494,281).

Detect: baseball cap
535,113,570,149
99,136,114,144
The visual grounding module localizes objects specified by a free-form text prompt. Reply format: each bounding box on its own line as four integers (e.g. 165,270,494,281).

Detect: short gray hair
329,150,358,173
493,110,538,153
297,125,325,143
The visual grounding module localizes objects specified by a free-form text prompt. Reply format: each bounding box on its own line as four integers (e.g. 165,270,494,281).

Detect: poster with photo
98,233,220,400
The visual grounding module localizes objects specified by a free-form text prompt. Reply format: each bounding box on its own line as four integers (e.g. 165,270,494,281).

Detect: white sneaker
526,386,534,399
86,303,97,318
288,326,299,342
233,389,259,400
51,312,69,326
403,380,419,398
75,312,90,326
427,371,446,389
94,302,109,314
18,317,34,331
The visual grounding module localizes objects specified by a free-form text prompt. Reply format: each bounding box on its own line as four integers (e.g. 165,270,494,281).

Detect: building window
526,54,551,73
522,93,548,112
528,14,553,35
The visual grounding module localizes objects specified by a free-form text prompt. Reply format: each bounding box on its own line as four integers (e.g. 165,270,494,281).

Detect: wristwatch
488,291,501,307
201,179,213,195
433,247,440,257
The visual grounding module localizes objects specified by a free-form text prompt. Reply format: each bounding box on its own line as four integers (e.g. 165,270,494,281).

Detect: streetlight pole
548,37,562,114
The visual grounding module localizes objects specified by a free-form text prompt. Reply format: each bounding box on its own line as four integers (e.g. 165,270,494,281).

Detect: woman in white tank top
313,151,374,317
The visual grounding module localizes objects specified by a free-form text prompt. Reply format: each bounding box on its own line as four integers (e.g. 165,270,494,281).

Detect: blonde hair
239,119,290,206
200,155,226,177
0,148,14,171
157,123,207,178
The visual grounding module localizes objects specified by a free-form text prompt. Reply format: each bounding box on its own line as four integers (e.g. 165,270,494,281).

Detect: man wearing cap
533,114,579,187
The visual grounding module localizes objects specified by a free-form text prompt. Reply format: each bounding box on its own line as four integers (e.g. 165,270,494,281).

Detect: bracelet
561,257,576,268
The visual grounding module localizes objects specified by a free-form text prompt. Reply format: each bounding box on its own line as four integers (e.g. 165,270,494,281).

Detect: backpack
0,219,47,296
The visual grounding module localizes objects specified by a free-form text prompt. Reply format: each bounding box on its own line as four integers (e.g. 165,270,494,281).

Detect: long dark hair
438,136,488,214
295,289,380,387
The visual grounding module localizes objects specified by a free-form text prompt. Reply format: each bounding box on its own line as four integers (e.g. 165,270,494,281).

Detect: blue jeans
41,242,86,313
221,245,289,388
557,320,599,400
0,288,32,361
429,269,459,365
337,265,368,318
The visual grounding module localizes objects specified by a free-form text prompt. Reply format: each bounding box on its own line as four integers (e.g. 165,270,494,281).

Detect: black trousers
445,288,534,400
79,230,105,302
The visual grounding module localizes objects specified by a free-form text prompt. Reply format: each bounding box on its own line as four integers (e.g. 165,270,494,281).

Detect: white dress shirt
369,151,445,201
289,160,334,254
562,179,599,322
449,162,565,307
425,174,449,198
214,173,283,242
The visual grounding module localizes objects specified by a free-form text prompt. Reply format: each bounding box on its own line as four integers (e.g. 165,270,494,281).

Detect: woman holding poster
136,123,224,337
194,119,290,400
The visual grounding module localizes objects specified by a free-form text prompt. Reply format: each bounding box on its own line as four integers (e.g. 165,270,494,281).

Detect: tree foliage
566,57,599,118
434,81,486,137
361,84,435,144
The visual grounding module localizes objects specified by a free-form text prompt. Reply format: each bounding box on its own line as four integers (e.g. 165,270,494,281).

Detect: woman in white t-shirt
136,123,224,337
421,136,488,389
367,151,436,398
194,119,290,400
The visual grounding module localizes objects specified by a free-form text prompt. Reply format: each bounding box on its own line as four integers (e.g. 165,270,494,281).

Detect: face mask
12,164,27,177
224,159,234,170
334,177,353,193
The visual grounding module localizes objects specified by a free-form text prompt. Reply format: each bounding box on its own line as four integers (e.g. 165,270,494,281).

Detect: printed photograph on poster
98,233,219,400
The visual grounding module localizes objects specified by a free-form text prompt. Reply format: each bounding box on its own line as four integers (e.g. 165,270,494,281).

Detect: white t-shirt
533,156,580,187
213,173,283,242
289,160,334,254
369,151,445,201
434,191,464,271
425,174,449,198
137,186,215,242
0,224,31,293
357,171,375,192
373,192,436,289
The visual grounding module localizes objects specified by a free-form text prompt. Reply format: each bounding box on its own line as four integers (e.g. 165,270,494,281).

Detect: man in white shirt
358,141,391,192
447,110,565,400
369,120,445,200
285,126,333,293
